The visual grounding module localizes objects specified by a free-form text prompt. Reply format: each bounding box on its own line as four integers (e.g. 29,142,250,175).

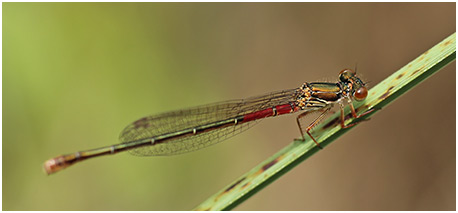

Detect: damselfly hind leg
294,107,332,149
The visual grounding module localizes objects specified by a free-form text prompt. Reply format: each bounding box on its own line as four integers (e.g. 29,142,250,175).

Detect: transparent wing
119,88,298,156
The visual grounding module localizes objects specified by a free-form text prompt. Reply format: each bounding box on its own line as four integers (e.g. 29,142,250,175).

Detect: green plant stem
193,32,456,211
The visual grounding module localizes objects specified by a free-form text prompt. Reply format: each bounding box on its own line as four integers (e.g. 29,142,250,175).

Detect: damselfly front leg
339,98,375,129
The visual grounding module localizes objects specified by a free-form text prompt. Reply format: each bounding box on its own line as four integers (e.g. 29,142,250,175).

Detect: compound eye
353,87,368,101
339,69,356,81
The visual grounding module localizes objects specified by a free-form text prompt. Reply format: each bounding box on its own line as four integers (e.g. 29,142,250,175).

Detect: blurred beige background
3,2,455,211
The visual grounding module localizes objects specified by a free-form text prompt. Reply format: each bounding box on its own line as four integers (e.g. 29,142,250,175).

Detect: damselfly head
338,69,356,82
338,69,368,102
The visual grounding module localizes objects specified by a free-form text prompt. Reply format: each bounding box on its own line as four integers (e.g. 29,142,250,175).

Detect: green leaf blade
193,32,456,211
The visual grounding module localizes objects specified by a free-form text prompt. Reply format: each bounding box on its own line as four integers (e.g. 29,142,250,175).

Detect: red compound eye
354,87,368,101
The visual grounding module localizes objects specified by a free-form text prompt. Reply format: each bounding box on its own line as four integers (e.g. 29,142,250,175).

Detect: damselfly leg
339,100,375,129
295,100,374,149
294,107,332,149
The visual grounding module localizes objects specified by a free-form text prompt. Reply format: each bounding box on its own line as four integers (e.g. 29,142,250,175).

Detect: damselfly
44,69,373,175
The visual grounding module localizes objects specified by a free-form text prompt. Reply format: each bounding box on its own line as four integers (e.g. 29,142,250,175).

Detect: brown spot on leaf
242,182,250,189
224,177,246,192
396,73,404,80
323,117,340,129
411,69,421,76
262,159,278,171
380,86,394,100
442,40,452,46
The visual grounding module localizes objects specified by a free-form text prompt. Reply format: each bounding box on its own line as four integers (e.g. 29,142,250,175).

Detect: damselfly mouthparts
44,69,373,175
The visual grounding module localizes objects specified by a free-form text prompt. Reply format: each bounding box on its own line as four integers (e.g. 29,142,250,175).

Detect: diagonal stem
193,32,456,211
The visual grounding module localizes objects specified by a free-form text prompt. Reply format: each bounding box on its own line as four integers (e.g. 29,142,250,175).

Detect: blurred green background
3,3,455,210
